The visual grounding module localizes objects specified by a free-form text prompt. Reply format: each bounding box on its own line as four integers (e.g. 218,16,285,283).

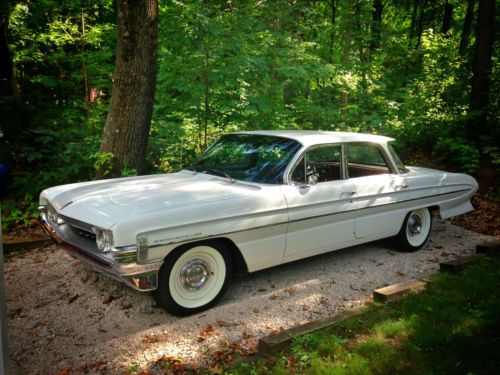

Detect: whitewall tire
155,241,232,316
394,208,432,252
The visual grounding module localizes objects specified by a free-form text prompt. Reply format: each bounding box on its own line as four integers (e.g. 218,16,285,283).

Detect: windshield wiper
192,166,234,182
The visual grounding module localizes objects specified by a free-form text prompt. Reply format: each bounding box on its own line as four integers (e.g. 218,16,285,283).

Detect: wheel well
215,237,248,275
167,237,248,276
428,205,440,217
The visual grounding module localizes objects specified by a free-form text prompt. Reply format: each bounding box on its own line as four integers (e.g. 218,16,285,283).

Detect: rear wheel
394,208,432,252
155,241,232,316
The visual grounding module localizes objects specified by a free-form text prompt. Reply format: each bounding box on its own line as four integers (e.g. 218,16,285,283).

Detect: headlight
95,229,113,252
47,204,65,225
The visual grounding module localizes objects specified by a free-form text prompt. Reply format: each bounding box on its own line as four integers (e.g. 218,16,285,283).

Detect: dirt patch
451,192,500,238
5,221,492,374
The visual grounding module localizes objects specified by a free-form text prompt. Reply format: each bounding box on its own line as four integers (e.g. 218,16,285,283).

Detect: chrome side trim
142,188,472,250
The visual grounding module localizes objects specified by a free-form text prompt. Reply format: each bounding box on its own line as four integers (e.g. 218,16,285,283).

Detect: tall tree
370,0,382,51
468,0,495,139
459,0,475,55
328,0,337,63
97,0,158,178
441,0,453,34
409,0,419,40
340,3,353,118
415,0,427,48
0,1,29,128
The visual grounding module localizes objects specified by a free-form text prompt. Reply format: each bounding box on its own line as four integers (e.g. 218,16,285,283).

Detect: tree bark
409,0,419,40
203,47,209,149
81,12,90,116
97,0,158,178
328,0,336,64
340,27,352,118
467,0,495,139
459,0,475,55
441,0,453,34
0,3,29,128
354,1,369,83
370,0,382,52
415,0,426,48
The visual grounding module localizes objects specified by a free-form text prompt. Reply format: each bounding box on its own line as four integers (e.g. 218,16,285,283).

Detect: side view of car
40,131,478,315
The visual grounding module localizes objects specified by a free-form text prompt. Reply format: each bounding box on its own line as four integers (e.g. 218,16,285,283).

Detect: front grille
71,225,96,241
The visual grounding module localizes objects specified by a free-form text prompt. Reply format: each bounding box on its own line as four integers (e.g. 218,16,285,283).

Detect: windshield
188,134,302,184
388,143,409,173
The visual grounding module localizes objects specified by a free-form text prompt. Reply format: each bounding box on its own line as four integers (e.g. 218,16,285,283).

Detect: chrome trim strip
144,188,472,249
59,215,95,233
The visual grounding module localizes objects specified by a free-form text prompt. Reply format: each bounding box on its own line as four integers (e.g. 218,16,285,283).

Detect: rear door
345,143,409,239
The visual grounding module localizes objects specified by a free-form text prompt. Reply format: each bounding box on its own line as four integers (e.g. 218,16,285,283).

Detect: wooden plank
439,255,477,274
476,240,500,256
3,236,52,253
373,279,426,303
258,306,365,355
1,217,9,374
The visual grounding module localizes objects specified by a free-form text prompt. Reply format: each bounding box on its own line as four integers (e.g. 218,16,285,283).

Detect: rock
101,294,115,304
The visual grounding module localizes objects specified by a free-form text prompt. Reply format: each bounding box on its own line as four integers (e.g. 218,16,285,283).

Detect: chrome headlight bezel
46,204,66,225
95,228,114,253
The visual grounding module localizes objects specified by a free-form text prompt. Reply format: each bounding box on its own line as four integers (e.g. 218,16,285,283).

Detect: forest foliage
0,0,498,229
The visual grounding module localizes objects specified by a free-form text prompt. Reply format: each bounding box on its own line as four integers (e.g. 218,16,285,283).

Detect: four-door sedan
40,131,478,315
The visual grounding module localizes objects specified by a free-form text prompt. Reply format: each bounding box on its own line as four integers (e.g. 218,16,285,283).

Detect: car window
346,144,391,178
291,145,342,184
388,143,409,173
189,134,301,184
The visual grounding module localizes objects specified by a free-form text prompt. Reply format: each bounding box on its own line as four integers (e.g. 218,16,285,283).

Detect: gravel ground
5,220,492,374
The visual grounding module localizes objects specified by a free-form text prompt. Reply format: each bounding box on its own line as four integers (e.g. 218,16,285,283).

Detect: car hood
44,171,260,229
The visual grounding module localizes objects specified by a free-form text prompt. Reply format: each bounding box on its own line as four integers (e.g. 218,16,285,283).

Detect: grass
230,256,500,375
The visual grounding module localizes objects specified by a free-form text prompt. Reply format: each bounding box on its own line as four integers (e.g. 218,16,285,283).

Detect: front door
282,144,357,259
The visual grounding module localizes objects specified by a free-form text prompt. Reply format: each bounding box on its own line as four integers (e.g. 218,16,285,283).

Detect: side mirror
299,174,318,189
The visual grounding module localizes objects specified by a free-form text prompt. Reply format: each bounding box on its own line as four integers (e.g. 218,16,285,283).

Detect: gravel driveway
5,220,492,374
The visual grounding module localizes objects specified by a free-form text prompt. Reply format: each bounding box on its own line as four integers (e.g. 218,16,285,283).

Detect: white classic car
40,131,478,315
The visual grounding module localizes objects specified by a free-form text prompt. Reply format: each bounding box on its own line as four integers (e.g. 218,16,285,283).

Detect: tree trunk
97,0,158,178
409,0,419,40
370,0,382,52
467,0,495,139
328,0,336,64
81,12,90,116
459,0,475,55
0,4,29,128
354,1,369,83
203,47,209,149
340,28,352,118
441,0,453,34
415,0,426,48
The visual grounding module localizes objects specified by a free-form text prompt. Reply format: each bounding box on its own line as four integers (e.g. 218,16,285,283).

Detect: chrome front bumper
41,212,161,291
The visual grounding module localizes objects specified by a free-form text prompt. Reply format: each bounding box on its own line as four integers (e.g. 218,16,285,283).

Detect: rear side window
346,144,391,178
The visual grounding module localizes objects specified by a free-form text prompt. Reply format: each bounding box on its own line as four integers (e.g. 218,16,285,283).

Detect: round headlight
47,205,59,224
96,229,113,252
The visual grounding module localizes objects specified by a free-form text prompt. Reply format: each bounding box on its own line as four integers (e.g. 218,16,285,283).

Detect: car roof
235,130,394,147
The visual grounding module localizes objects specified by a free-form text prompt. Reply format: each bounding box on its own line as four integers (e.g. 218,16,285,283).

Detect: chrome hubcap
408,214,422,236
180,258,211,291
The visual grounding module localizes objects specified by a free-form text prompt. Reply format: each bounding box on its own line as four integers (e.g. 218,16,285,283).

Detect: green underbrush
231,256,500,375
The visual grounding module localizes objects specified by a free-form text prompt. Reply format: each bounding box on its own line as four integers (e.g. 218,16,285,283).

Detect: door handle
341,191,356,196
395,184,409,191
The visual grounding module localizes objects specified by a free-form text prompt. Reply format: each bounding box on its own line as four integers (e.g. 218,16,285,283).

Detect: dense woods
0,0,498,229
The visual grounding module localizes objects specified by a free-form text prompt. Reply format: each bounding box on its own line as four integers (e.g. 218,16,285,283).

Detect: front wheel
155,241,232,316
394,208,432,252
